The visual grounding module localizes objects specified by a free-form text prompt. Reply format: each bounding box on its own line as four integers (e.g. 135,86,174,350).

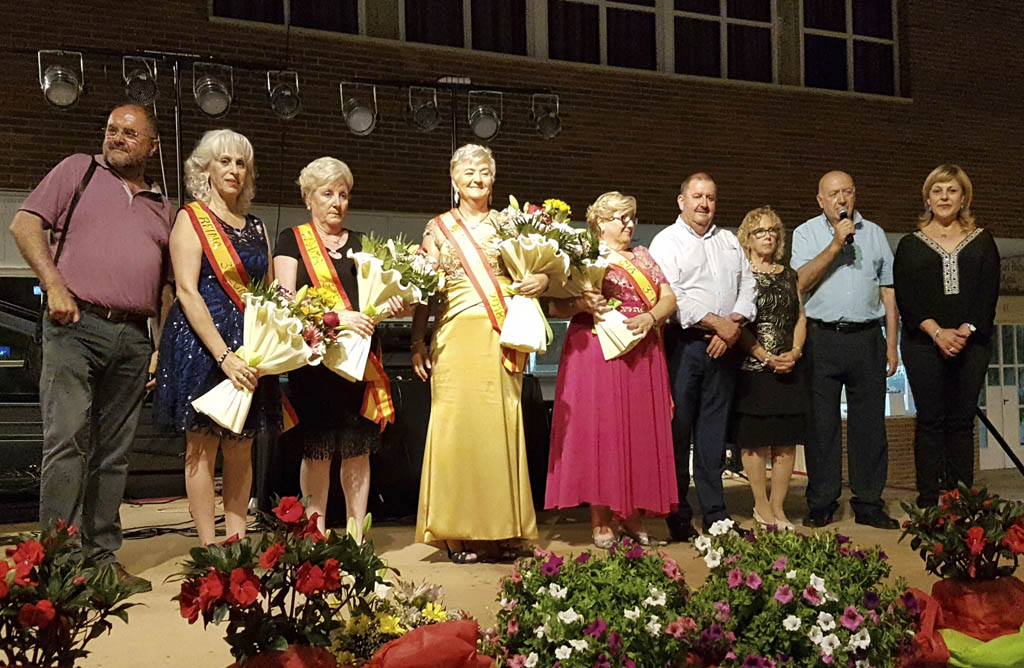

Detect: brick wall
2,0,1023,238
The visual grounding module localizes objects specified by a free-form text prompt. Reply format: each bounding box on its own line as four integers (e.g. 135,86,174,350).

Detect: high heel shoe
752,510,776,528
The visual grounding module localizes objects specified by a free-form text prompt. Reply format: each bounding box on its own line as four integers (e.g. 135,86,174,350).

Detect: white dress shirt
649,216,757,329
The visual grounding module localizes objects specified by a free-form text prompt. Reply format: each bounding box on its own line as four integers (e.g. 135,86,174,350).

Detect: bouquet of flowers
593,297,646,361
688,520,918,667
900,483,1024,580
172,496,390,666
330,580,466,665
479,541,697,667
192,283,313,434
1,521,148,668
493,197,574,354
330,234,433,382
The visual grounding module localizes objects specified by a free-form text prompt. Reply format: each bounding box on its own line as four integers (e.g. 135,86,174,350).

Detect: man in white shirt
650,173,757,539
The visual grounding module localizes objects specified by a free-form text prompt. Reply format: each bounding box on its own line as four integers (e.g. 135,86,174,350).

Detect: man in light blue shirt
790,170,900,530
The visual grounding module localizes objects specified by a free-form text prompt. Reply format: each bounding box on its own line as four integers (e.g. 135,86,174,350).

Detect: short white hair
297,157,354,202
184,129,256,212
449,144,496,178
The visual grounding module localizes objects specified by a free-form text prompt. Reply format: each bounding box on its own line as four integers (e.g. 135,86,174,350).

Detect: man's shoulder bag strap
51,156,99,267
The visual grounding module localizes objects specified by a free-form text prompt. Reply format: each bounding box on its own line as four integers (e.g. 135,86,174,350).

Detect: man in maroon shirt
9,104,174,589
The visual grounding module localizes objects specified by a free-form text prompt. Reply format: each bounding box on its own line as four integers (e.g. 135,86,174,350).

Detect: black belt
677,327,711,341
808,318,879,334
78,301,150,326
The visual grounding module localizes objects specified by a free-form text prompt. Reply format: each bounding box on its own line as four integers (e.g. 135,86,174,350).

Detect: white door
979,324,1024,470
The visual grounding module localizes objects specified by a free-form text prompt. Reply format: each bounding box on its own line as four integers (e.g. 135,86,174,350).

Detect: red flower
228,568,261,607
295,562,325,595
13,560,37,587
259,542,287,570
178,581,201,624
322,311,340,330
1003,521,1024,554
294,514,325,542
19,600,56,629
933,544,943,555
221,534,240,546
8,540,45,570
73,576,86,585
0,562,10,598
321,559,341,591
273,496,305,524
965,526,986,556
198,570,226,611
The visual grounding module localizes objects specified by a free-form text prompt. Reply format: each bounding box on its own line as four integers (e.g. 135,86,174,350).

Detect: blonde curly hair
586,191,636,237
184,129,256,212
737,206,786,262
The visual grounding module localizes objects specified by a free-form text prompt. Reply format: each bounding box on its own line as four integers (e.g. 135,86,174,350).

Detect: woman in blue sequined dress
155,129,277,545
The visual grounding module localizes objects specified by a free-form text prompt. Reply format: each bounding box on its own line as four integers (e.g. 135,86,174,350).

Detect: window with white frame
401,0,528,55
801,0,899,95
673,0,775,82
211,0,361,35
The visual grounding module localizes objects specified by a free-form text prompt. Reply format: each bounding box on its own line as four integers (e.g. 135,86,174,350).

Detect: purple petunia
774,584,794,604
863,591,881,610
901,591,921,616
728,568,744,589
584,618,607,638
725,554,741,566
577,552,591,564
836,534,851,544
841,605,864,631
625,543,644,559
593,654,611,668
746,571,763,591
702,624,725,644
608,631,622,650
541,554,564,577
772,556,788,571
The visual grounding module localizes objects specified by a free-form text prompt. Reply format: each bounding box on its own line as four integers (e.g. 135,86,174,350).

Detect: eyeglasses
607,214,637,226
750,227,780,239
102,125,152,143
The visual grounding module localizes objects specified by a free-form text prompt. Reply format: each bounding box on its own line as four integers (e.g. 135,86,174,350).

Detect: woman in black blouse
893,164,1000,508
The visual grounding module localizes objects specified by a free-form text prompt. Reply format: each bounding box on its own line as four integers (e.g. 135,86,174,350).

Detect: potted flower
173,496,389,668
900,484,1024,645
688,520,918,667
479,540,700,667
0,520,148,667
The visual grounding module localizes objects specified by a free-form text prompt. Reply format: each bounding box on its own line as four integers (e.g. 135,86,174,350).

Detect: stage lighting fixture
467,90,502,141
37,50,84,108
123,56,158,105
267,70,301,119
532,93,561,139
193,63,233,118
408,86,440,131
339,82,378,136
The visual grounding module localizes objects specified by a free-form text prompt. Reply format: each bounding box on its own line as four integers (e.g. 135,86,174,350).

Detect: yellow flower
378,613,407,636
332,650,358,665
347,614,372,634
543,198,571,216
422,602,448,622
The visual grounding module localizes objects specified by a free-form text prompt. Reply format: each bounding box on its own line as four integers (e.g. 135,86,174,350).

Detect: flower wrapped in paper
192,291,312,434
593,297,646,361
328,237,427,382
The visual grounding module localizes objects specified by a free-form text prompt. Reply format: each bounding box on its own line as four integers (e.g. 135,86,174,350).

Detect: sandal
446,548,479,564
592,531,616,549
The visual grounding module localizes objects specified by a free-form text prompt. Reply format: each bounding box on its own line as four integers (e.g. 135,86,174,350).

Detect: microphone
839,207,853,245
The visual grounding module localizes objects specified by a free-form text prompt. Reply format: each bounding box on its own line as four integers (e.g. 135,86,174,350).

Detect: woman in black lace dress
731,206,807,530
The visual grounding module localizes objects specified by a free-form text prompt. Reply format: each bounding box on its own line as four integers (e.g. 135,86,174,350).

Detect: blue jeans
39,312,151,564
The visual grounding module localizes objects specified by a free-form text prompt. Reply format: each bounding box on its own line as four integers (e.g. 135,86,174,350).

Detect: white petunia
817,612,836,631
783,615,802,631
534,625,545,638
854,660,870,668
704,548,723,568
786,569,798,580
848,628,871,650
708,518,736,536
646,615,662,636
557,607,582,625
499,597,509,608
524,653,539,668
694,536,712,552
536,586,547,596
624,606,641,620
643,586,667,607
569,638,589,651
809,574,827,593
808,626,824,645
824,591,839,602
549,583,568,599
554,645,572,660
820,633,841,656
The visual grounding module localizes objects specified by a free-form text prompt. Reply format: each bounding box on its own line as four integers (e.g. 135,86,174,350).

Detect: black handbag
27,157,99,380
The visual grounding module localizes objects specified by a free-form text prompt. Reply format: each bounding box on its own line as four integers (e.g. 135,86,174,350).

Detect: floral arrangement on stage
479,540,697,667
192,282,314,433
688,520,917,667
0,520,148,668
900,483,1024,581
172,496,390,666
329,579,466,665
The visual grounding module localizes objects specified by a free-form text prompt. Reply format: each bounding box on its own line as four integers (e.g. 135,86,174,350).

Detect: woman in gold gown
411,144,546,563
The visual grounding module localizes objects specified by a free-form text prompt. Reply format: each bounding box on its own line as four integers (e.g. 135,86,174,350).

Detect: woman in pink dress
545,191,678,548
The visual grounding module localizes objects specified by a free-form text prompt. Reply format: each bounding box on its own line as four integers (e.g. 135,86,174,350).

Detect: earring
453,190,460,206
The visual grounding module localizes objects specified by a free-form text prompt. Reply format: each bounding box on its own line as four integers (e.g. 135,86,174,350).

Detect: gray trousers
39,312,151,564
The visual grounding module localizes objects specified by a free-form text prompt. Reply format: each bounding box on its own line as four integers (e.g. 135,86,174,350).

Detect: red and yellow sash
185,201,251,312
432,210,527,374
293,223,394,429
607,250,659,310
186,201,297,432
